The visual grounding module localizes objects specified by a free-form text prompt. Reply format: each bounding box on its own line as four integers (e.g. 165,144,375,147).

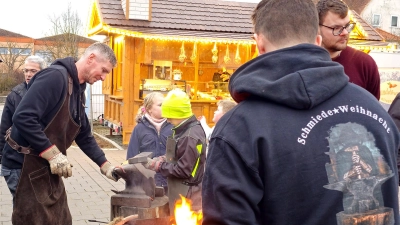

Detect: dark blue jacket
127,116,172,187
2,57,107,169
202,44,400,225
0,82,27,162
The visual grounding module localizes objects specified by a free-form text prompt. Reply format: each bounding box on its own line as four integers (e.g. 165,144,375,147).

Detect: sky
0,0,94,39
0,0,260,39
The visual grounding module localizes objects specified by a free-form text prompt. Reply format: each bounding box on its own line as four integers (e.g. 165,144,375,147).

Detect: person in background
199,99,237,155
1,42,120,225
387,93,400,184
143,89,206,213
317,0,381,100
220,70,231,82
202,0,399,224
212,69,223,83
126,91,173,192
0,55,47,181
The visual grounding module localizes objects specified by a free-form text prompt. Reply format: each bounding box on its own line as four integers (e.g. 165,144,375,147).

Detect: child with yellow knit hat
143,89,206,213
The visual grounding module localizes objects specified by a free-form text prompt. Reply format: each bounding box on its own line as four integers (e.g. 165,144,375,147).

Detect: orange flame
173,195,203,225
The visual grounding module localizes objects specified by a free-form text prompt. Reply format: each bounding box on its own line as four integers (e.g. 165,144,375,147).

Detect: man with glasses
317,0,380,100
0,55,46,186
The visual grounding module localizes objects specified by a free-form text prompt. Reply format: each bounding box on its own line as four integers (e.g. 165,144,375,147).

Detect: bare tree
0,41,32,92
41,2,83,61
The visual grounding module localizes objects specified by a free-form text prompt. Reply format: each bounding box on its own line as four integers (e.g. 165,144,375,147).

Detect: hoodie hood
51,57,84,93
229,44,349,109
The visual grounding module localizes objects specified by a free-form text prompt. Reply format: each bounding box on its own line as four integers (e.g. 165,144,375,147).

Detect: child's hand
143,157,164,172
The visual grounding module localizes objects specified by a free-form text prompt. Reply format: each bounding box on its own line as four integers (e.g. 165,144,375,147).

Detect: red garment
333,46,380,100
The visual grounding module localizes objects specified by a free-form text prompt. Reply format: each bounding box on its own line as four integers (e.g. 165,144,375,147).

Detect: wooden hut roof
350,10,383,41
96,0,256,33
89,0,382,42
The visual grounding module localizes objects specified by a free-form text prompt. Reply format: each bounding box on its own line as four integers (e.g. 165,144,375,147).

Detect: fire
173,195,203,225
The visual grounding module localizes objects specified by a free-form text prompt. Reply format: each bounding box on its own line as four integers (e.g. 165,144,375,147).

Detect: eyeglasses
319,22,356,36
22,69,38,74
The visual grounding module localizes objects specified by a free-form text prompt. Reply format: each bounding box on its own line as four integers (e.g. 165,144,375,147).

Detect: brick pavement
0,147,127,225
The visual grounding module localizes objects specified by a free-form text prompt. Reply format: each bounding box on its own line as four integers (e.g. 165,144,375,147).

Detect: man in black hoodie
202,0,400,225
1,42,119,225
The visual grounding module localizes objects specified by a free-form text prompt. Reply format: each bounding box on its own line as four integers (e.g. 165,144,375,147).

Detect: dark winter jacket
127,116,173,187
388,93,400,131
202,44,400,225
159,115,206,186
387,92,400,183
0,82,27,162
2,57,107,169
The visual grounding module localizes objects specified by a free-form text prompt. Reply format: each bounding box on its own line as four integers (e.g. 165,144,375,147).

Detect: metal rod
87,219,108,224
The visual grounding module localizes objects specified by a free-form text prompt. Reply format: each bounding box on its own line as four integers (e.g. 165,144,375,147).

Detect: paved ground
0,147,127,225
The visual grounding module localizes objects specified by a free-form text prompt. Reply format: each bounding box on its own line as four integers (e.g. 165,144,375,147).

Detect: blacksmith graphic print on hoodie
202,44,400,225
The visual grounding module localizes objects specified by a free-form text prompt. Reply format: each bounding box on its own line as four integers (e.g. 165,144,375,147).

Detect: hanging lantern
179,42,187,63
212,55,218,64
224,44,231,64
191,42,198,63
211,42,218,63
235,44,241,64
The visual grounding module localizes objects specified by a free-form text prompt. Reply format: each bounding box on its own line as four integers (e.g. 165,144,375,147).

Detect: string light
235,44,241,64
179,42,187,62
90,24,254,45
190,42,198,63
211,42,218,63
224,44,231,63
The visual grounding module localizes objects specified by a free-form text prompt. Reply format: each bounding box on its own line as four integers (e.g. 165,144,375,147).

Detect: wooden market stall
87,0,389,145
86,0,258,144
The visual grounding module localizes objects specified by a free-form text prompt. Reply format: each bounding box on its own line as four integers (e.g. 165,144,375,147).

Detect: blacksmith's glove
40,145,72,178
100,161,119,182
143,157,164,172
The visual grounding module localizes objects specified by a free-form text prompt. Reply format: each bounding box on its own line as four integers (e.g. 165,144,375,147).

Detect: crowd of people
1,0,399,224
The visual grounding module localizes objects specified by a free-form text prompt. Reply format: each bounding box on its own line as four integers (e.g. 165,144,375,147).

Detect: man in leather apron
143,89,206,214
1,43,120,225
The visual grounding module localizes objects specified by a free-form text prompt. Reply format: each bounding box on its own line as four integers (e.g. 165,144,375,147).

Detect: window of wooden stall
142,39,255,100
102,38,113,95
113,36,124,97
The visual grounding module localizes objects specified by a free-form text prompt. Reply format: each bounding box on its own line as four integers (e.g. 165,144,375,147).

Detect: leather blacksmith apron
166,136,190,214
11,76,80,225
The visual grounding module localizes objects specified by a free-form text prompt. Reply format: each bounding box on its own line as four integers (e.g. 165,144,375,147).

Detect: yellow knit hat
161,89,192,119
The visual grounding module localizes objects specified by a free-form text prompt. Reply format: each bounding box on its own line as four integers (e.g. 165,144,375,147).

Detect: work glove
100,161,119,182
40,145,72,178
143,156,165,172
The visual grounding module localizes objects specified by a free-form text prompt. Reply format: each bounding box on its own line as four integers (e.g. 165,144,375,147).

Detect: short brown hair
252,0,319,46
218,100,237,114
316,0,349,23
